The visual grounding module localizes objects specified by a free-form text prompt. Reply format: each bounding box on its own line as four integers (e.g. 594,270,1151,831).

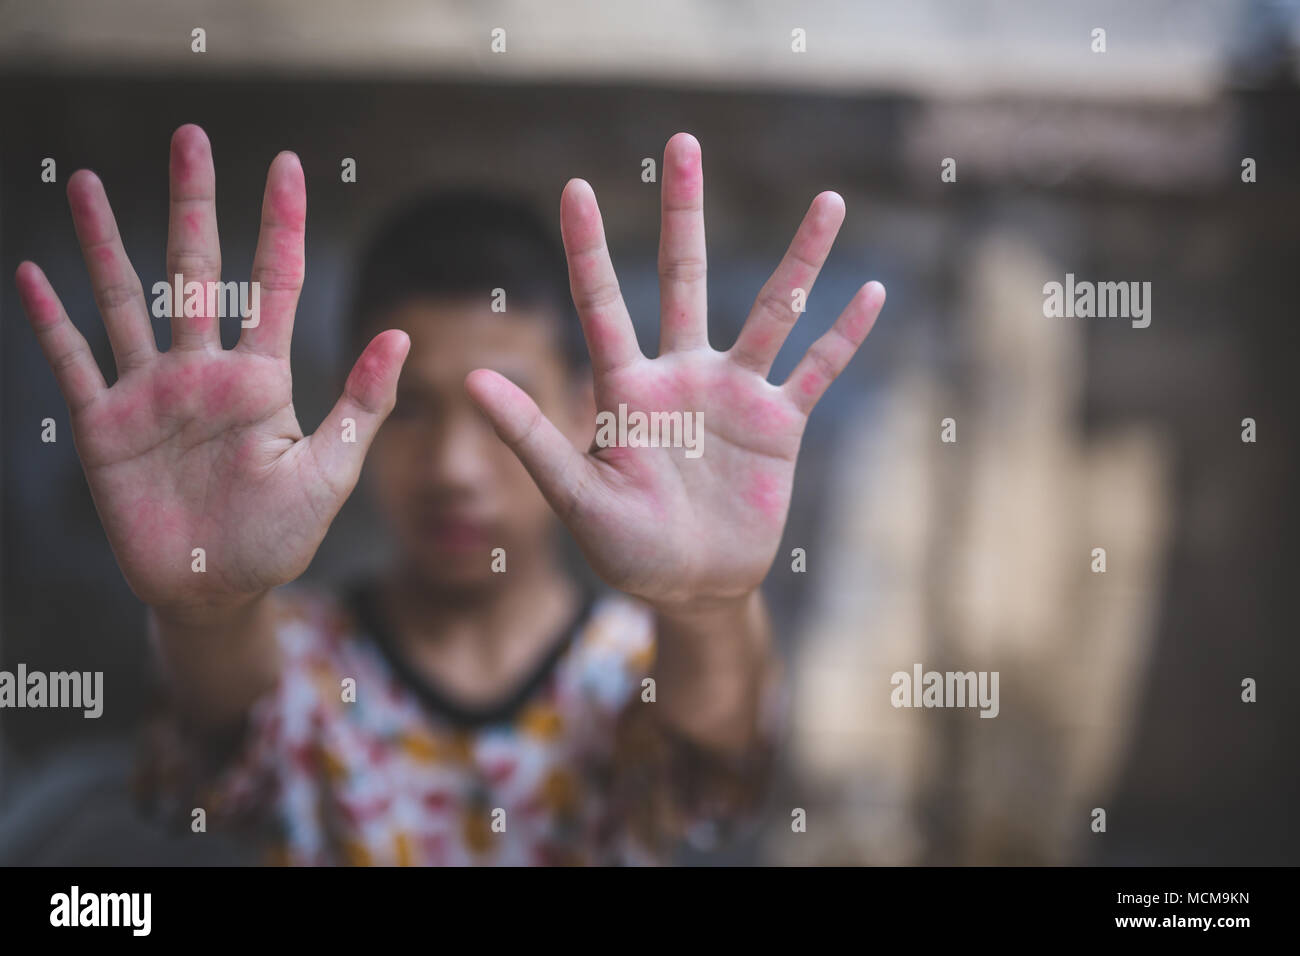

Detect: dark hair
347,188,587,369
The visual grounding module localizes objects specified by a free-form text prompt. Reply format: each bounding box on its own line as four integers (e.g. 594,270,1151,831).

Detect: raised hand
16,125,409,614
466,132,884,609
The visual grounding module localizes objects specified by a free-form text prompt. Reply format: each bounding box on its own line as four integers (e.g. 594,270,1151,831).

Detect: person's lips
417,514,493,551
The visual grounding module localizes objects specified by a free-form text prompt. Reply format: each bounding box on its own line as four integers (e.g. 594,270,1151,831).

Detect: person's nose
423,408,496,494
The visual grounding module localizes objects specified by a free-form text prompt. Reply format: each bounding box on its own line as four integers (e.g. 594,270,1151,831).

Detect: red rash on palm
149,364,197,408
200,371,237,417
743,471,785,523
134,361,242,420
103,396,138,429
630,371,684,409
746,394,798,433
708,372,798,434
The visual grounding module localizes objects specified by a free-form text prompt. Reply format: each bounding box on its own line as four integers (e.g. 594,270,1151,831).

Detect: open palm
16,125,408,612
467,133,885,607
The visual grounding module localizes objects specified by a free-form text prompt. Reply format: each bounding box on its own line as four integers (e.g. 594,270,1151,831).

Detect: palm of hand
16,126,409,611
74,351,312,604
18,127,881,613
466,133,885,607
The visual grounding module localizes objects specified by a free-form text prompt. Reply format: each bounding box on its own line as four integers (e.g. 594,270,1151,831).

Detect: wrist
150,590,270,635
648,589,759,626
649,589,775,755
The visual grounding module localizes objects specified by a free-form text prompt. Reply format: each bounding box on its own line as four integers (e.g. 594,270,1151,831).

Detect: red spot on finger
347,341,393,402
30,297,59,328
17,271,59,328
271,234,304,269
171,128,211,184
799,371,823,397
844,309,870,340
267,156,306,223
667,134,702,179
270,188,303,221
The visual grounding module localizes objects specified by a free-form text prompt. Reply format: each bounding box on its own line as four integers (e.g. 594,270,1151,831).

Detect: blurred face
364,296,590,593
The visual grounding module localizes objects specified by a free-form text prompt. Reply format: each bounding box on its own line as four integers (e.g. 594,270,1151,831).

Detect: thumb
465,368,590,524
306,328,409,502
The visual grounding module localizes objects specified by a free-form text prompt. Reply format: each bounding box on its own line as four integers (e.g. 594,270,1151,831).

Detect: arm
466,132,885,817
148,594,281,732
16,125,408,734
650,592,776,756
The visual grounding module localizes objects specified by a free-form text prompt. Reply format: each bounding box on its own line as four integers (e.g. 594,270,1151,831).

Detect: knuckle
250,265,303,293
574,279,620,313
806,343,838,379
760,288,797,325
659,256,707,284
95,281,143,312
166,250,221,278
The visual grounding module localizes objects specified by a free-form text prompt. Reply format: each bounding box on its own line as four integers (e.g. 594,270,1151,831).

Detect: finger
729,191,845,377
238,151,306,359
66,169,157,375
464,368,591,526
305,329,410,504
166,124,222,351
16,261,107,414
657,132,708,353
560,178,642,377
782,281,885,415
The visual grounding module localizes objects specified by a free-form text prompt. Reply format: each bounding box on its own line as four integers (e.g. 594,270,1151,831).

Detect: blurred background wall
1,0,1297,864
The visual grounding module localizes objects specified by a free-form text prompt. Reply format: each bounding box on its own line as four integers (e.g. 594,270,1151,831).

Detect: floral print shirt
140,582,779,865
